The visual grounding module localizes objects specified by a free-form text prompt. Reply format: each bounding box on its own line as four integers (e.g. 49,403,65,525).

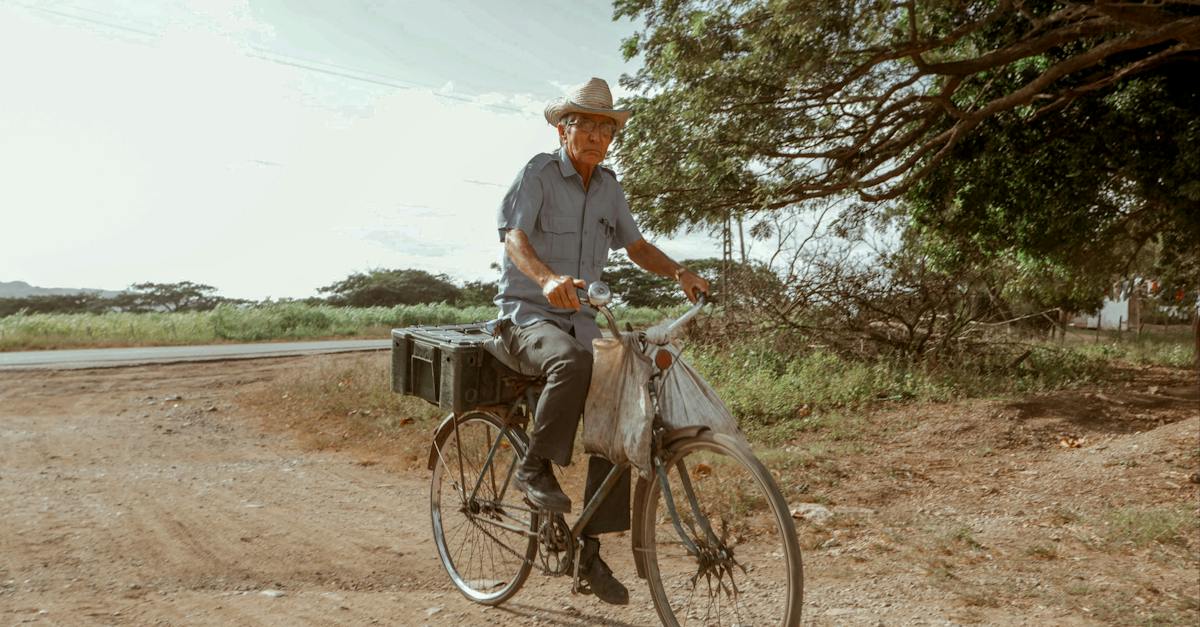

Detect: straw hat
544,77,631,129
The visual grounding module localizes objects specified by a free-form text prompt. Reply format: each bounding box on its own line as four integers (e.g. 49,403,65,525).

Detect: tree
601,253,780,307
908,46,1199,294
318,269,462,307
457,279,499,307
0,293,112,317
615,0,1198,230
118,281,222,312
614,0,1198,353
602,253,679,306
456,262,502,307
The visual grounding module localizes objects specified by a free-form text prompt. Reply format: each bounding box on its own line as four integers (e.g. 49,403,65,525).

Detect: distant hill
0,281,124,299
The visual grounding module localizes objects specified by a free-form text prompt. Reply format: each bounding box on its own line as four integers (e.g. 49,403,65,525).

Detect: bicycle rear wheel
430,410,537,605
638,430,803,626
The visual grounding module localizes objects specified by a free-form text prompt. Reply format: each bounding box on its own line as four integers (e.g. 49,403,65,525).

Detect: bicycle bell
587,281,612,307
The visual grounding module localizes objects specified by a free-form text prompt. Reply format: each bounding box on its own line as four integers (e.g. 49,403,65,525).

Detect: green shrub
680,333,1131,431
1105,507,1198,547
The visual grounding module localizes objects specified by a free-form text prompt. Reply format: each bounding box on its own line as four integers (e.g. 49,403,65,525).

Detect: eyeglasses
566,118,618,139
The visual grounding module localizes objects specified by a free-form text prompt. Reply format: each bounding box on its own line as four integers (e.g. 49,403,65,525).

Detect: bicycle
424,283,803,625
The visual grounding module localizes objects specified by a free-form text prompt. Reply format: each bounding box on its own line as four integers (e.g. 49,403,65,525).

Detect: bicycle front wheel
638,431,803,626
430,410,537,605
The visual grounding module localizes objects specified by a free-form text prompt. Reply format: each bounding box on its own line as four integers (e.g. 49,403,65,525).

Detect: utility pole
737,214,747,264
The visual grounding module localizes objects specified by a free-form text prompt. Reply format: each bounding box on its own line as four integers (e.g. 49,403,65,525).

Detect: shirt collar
556,148,603,187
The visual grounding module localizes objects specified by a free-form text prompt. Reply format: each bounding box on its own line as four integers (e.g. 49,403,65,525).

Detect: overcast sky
1,0,722,300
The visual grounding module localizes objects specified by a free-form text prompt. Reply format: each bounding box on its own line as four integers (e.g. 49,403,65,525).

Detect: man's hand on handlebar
676,268,710,304
542,275,587,310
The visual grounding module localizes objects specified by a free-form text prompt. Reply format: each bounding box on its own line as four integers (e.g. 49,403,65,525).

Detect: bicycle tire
430,410,537,605
637,430,804,626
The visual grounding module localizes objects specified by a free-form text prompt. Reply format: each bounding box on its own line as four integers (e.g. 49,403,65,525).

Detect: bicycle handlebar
579,281,706,342
663,293,707,337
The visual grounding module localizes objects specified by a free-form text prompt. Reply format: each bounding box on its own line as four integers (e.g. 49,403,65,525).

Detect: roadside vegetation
0,301,680,351
244,320,1194,478
691,325,1194,430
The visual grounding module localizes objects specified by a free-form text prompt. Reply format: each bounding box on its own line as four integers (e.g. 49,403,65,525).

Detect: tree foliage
614,0,1199,341
318,269,464,307
119,281,225,312
457,279,500,307
615,0,1199,232
0,281,234,317
601,253,781,307
909,39,1200,292
0,293,112,318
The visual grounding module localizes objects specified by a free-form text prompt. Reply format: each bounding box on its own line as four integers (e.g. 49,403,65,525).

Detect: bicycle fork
654,455,722,556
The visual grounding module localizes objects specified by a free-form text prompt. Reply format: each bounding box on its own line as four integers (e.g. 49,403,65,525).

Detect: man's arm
625,238,710,303
504,228,586,310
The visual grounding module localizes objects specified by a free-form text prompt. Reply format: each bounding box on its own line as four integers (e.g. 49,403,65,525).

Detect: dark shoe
579,536,629,605
513,456,571,513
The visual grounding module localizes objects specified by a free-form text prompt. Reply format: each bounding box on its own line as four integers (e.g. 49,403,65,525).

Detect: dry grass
238,352,444,471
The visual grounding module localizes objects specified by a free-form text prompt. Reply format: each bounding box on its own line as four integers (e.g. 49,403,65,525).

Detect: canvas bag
582,335,655,476
656,345,746,443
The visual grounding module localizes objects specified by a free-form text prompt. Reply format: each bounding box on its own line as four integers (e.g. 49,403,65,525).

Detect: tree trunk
1193,307,1199,369
1128,287,1141,337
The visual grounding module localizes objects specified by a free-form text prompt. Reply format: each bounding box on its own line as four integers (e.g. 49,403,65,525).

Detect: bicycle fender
427,412,457,471
662,425,710,448
631,475,650,580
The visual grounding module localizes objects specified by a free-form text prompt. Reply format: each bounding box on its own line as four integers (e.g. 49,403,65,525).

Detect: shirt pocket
538,213,579,261
593,216,617,268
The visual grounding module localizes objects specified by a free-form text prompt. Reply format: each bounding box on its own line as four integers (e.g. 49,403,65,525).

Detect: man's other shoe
579,536,629,605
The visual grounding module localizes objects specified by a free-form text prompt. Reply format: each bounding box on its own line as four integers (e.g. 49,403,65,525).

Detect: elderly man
494,77,708,605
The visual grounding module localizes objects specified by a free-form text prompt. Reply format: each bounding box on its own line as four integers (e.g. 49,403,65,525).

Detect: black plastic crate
391,323,513,413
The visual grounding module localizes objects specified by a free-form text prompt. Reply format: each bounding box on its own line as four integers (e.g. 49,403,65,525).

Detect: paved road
0,339,391,370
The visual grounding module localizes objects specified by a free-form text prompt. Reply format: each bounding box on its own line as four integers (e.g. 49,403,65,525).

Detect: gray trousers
500,319,631,535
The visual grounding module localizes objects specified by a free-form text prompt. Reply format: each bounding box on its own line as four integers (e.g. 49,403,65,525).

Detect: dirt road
2,356,1197,626
0,358,684,626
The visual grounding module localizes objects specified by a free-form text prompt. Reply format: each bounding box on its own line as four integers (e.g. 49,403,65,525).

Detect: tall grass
0,302,684,351
1072,335,1197,369
0,303,495,350
685,337,1116,428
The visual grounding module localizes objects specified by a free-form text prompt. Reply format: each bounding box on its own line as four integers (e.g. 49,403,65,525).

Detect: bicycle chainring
536,514,573,575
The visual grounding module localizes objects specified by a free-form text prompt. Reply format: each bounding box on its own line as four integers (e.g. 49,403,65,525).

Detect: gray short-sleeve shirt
494,148,642,347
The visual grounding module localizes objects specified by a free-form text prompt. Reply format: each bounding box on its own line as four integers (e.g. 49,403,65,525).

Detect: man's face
558,112,616,170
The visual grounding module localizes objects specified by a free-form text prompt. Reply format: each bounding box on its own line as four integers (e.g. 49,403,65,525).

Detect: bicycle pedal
522,496,549,514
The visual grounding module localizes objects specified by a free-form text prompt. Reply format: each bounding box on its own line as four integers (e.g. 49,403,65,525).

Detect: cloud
0,2,715,300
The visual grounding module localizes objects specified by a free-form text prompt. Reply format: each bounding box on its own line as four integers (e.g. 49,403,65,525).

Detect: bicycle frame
439,379,720,577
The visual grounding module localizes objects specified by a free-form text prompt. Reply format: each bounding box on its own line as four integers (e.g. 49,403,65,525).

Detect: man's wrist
673,266,688,281
534,268,557,289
